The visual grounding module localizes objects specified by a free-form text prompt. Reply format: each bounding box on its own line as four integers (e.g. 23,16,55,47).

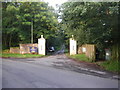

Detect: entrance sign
29,47,38,53
70,35,77,55
38,35,46,55
82,47,86,53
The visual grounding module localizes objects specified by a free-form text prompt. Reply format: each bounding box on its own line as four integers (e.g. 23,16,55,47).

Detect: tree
2,2,20,48
60,2,119,60
2,2,59,49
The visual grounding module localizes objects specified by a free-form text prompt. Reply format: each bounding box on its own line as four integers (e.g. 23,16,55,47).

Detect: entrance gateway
38,35,46,55
38,35,77,55
69,35,77,55
10,35,77,56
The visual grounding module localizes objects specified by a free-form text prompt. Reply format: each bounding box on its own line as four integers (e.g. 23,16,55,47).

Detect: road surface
2,55,119,88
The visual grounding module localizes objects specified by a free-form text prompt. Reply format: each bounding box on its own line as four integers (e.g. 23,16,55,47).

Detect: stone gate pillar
38,35,46,55
70,35,77,55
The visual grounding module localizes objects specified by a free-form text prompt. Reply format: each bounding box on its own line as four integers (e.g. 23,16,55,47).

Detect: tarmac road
2,55,119,88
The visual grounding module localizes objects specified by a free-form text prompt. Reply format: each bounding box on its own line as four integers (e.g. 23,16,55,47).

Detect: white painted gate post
70,35,77,55
38,35,46,55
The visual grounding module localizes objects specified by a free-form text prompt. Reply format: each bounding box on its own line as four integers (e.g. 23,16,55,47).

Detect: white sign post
70,35,77,55
38,35,46,55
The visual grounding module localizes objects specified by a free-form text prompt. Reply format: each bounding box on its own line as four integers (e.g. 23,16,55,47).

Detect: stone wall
10,47,20,53
20,44,38,54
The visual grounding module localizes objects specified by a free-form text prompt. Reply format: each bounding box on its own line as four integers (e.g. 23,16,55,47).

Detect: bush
2,49,10,53
98,60,120,73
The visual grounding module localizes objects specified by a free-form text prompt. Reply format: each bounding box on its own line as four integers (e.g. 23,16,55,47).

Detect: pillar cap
41,35,43,38
72,35,74,38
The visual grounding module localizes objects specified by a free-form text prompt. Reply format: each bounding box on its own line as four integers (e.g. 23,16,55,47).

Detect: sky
43,0,68,22
43,0,68,9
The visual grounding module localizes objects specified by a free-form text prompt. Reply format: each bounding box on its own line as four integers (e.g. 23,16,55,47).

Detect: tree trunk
111,43,119,61
9,34,12,48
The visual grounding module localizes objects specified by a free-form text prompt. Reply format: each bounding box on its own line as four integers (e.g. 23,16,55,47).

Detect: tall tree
2,2,59,49
60,2,119,60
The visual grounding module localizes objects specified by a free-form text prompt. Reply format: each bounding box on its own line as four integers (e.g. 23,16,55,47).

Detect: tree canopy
2,2,59,49
59,2,119,60
60,2,119,49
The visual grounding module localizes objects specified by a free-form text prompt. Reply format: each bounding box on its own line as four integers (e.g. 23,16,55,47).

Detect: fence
78,44,96,61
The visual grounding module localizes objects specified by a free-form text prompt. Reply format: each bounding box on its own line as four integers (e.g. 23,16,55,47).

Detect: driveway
2,54,119,88
7,54,119,79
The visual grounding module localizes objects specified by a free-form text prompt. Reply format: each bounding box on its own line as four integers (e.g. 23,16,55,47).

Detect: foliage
60,2,119,49
97,60,120,72
2,2,59,49
67,53,120,72
60,2,119,60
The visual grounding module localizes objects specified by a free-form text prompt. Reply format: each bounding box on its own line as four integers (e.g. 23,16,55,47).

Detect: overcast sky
43,0,68,9
43,0,68,22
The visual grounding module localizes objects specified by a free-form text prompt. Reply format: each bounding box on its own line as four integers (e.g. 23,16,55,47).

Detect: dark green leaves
2,2,58,49
60,2,119,49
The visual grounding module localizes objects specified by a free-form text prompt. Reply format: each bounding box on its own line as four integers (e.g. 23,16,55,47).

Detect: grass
97,60,120,73
67,54,120,73
1,53,44,58
67,54,90,62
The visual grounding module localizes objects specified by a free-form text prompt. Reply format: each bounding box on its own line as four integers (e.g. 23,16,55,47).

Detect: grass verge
97,60,120,73
67,54,120,73
1,53,44,58
66,54,90,62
